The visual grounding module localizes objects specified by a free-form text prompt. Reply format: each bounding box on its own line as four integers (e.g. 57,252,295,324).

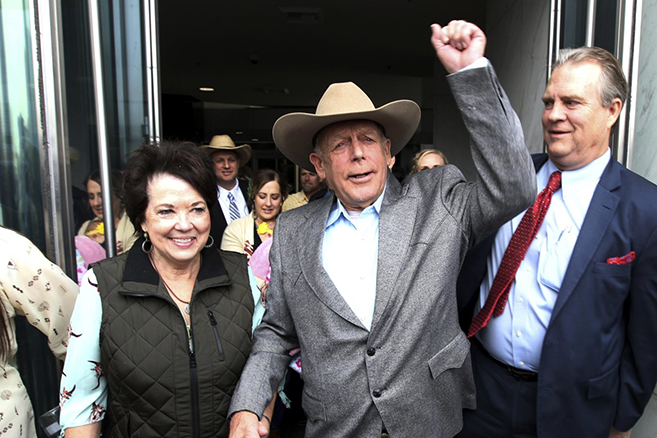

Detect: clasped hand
431,20,487,74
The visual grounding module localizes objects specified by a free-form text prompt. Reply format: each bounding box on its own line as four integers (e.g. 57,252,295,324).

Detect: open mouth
170,237,195,245
349,171,372,181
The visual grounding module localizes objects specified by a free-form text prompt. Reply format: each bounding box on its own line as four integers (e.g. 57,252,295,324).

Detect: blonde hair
409,149,448,176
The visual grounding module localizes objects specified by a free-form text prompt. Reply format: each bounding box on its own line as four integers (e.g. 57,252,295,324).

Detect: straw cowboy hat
272,82,421,171
201,134,252,164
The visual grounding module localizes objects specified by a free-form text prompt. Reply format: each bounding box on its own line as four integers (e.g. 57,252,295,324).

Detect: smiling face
542,61,622,171
86,179,121,220
254,180,282,223
140,173,210,270
211,150,240,190
86,179,104,219
309,120,391,212
418,152,445,172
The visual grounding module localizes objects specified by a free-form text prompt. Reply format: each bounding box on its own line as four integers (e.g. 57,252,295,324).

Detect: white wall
628,3,657,436
630,0,657,185
485,0,549,153
433,0,549,181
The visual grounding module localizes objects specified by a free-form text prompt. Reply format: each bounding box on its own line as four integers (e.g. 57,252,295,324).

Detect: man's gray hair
553,47,628,107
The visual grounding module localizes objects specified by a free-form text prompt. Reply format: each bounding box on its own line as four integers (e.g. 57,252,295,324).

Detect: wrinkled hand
430,20,487,74
610,427,631,438
229,411,269,438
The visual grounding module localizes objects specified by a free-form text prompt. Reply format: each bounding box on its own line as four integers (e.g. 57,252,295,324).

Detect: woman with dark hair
60,142,273,438
0,226,77,438
221,169,287,286
77,169,137,254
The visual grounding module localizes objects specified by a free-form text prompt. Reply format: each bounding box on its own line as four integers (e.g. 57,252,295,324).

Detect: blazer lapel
298,195,366,329
550,158,621,322
371,174,417,329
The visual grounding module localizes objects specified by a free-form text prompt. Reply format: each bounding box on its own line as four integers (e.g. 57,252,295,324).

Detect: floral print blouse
0,226,78,438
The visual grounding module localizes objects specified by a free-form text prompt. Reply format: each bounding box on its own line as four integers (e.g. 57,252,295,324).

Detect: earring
141,232,153,254
204,235,214,249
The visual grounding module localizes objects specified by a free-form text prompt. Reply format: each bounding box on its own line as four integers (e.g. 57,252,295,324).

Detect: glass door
67,0,161,257
0,0,161,434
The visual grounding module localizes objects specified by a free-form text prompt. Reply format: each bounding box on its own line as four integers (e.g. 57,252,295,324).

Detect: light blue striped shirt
477,150,611,371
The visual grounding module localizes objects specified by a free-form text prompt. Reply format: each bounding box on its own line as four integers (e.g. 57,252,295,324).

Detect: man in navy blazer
457,47,657,438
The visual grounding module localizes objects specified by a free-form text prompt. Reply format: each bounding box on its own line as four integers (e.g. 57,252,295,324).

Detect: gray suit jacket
229,65,536,438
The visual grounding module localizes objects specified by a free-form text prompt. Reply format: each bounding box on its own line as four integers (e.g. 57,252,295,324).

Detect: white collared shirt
477,150,611,371
217,180,249,224
322,191,385,331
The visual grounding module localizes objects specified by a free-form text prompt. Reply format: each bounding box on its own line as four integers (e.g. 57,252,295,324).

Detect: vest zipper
120,284,227,438
207,310,226,361
181,302,200,438
189,349,201,438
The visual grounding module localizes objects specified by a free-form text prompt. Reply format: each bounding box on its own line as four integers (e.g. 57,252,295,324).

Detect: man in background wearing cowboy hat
202,134,252,243
229,20,536,438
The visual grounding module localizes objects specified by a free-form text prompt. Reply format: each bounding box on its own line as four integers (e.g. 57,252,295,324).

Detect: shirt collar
326,186,386,229
217,180,240,197
546,148,610,190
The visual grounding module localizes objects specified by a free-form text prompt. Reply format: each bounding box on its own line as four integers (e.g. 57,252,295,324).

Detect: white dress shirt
322,191,385,331
477,150,611,371
217,180,249,225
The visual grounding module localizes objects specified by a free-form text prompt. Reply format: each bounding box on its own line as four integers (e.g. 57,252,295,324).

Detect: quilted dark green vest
95,239,254,438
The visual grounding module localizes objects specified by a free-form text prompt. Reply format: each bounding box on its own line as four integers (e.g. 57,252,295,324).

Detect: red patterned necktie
467,171,562,338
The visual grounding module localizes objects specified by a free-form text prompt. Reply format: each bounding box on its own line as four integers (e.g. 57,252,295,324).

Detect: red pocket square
607,251,635,265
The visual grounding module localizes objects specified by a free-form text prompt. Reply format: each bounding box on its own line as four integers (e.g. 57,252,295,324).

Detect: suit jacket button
367,348,376,356
372,389,382,398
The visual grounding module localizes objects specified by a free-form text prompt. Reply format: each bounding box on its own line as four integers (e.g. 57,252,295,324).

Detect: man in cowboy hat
202,134,252,243
229,20,536,438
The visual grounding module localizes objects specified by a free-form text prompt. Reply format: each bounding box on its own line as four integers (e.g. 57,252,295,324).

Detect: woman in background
408,148,449,176
77,170,137,254
0,226,78,437
221,169,288,287
221,169,289,436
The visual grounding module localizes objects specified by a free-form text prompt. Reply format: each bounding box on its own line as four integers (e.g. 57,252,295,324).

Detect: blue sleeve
59,269,108,431
249,266,266,334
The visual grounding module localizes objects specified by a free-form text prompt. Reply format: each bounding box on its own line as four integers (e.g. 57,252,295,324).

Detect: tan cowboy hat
272,82,421,171
201,134,252,163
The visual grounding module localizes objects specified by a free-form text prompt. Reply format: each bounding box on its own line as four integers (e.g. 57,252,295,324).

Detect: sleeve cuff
449,57,489,76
